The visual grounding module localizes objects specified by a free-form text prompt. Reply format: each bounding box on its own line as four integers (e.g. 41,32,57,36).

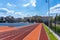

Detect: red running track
39,24,48,40
0,23,48,40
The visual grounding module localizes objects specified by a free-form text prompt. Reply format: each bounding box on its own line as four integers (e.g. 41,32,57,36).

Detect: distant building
24,16,41,23
41,16,52,25
24,17,31,22
15,18,23,22
0,17,6,23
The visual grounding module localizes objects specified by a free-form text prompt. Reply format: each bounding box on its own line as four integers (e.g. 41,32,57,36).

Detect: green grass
43,24,58,40
51,26,60,35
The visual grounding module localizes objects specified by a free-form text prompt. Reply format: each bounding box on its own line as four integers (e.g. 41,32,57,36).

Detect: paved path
0,23,48,40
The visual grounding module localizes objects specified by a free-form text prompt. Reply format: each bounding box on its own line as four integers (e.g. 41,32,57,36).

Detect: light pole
46,0,50,28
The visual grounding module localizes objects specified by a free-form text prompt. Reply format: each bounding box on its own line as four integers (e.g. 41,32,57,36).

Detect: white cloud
50,4,60,10
23,0,36,7
47,4,60,15
23,3,30,7
8,10,14,14
15,12,22,15
7,3,16,7
0,8,9,11
7,3,12,6
30,0,36,7
15,12,28,18
0,8,14,14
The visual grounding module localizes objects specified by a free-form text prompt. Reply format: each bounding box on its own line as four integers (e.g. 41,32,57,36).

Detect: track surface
0,23,48,40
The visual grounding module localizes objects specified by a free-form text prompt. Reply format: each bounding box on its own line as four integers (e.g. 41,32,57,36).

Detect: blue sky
0,0,60,18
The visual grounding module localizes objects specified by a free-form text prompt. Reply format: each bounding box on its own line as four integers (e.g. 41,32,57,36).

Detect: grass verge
43,24,58,40
51,25,60,35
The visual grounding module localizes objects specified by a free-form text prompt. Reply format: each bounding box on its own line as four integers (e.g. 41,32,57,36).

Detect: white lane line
0,24,38,40
0,27,32,40
11,25,36,40
0,31,18,38
0,32,19,40
0,27,30,40
0,33,12,38
0,27,28,39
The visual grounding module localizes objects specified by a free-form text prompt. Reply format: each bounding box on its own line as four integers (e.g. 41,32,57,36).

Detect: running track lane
0,23,39,40
23,23,48,40
39,24,48,40
23,23,42,40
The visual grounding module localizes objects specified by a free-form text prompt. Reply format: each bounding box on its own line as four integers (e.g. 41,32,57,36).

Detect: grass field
51,25,60,36
43,24,58,40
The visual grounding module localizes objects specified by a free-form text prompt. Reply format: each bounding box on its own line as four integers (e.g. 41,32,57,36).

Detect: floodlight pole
47,0,50,28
